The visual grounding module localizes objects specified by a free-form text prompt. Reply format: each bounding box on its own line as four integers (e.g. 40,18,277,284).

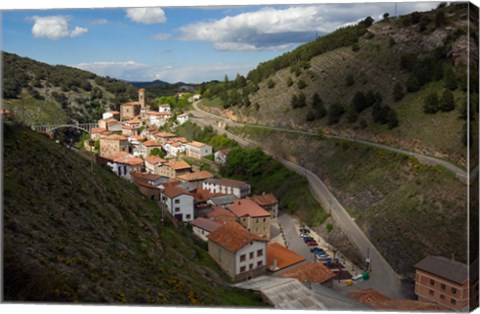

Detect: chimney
451,253,455,261
272,259,278,271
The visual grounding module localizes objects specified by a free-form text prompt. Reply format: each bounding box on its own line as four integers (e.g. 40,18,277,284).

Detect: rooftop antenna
395,3,397,17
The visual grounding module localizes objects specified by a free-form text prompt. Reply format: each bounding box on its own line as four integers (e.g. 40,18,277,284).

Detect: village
75,88,476,311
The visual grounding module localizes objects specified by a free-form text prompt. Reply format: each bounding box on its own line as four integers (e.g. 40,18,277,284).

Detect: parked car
299,228,310,234
315,253,330,260
299,233,308,238
303,236,314,243
310,247,325,254
307,241,318,246
352,274,363,281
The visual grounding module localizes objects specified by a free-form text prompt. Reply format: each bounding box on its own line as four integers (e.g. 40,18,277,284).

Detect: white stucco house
177,113,189,125
160,185,194,222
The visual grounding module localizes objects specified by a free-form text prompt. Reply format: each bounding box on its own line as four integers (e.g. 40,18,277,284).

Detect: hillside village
49,87,476,311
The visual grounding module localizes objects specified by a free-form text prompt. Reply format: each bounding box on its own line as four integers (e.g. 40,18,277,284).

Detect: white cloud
73,60,253,83
152,33,171,41
90,18,108,25
30,15,88,40
126,7,166,24
179,3,440,51
70,26,88,37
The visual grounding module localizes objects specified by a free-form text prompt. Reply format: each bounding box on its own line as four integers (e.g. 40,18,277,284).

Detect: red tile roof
114,156,144,166
144,155,166,165
131,135,145,141
191,217,222,233
249,193,278,207
188,141,209,148
123,101,141,106
122,125,139,130
90,127,108,134
207,221,267,253
206,205,236,220
278,262,336,284
177,170,214,182
156,132,177,138
227,199,271,218
162,185,193,198
143,140,161,147
216,178,248,188
166,160,192,170
267,243,305,272
347,289,447,311
103,134,128,141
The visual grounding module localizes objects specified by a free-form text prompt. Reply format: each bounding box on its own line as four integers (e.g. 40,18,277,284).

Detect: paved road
189,102,469,183
189,102,406,299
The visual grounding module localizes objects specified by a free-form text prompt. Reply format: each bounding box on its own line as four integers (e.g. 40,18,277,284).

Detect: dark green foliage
149,148,166,158
393,82,404,102
359,16,374,28
286,77,294,87
312,93,327,118
306,111,316,122
383,12,390,19
424,92,439,114
297,80,307,90
291,92,307,109
444,66,458,90
234,74,247,88
351,91,366,112
345,73,355,86
176,121,238,151
435,11,446,27
406,76,421,92
400,53,418,71
352,43,360,52
386,108,399,129
267,79,275,89
345,105,359,123
327,102,345,125
439,89,455,112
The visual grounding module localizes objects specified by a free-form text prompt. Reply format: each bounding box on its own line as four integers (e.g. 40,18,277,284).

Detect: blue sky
2,1,443,83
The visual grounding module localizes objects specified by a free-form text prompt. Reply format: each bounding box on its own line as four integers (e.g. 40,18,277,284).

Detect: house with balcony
202,178,251,199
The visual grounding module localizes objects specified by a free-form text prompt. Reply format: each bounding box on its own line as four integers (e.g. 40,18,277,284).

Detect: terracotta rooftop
126,117,141,124
193,188,218,203
415,256,468,285
122,101,141,106
144,155,166,165
143,140,161,147
347,289,447,311
103,134,128,141
206,178,249,188
267,243,305,272
159,104,170,107
207,221,267,253
131,135,145,141
278,262,336,284
188,141,209,148
177,170,214,182
109,151,130,160
249,193,278,207
122,125,139,130
156,132,177,138
227,199,271,218
114,156,144,166
162,185,193,198
130,172,168,188
206,205,236,220
90,127,108,134
191,217,222,233
110,111,120,114
166,160,192,170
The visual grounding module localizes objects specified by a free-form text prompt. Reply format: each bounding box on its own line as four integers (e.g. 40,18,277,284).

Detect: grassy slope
3,123,267,306
233,126,468,277
207,7,477,167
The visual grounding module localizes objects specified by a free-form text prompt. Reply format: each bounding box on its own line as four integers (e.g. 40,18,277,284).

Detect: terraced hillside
3,123,267,306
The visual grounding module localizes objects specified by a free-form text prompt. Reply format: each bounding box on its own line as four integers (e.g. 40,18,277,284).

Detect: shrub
345,73,355,86
297,80,307,90
439,89,455,112
352,43,360,52
267,79,275,89
306,111,316,122
423,92,439,114
345,105,359,123
327,102,345,125
312,93,327,118
287,77,294,87
392,82,404,102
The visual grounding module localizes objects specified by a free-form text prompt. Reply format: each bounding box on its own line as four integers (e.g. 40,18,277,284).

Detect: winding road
188,101,408,299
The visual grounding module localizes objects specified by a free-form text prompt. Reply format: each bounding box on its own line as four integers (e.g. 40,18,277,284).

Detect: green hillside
199,3,479,168
3,122,267,306
2,51,138,126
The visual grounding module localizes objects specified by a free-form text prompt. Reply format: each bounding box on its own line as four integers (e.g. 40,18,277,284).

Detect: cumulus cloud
152,33,171,41
74,60,253,83
30,15,88,40
126,7,166,24
179,3,440,51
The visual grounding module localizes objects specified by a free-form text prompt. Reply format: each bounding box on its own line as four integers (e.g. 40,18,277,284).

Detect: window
452,287,457,294
249,264,253,270
240,254,246,262
440,294,445,300
263,218,266,223
451,299,456,305
430,279,435,286
175,199,180,204
240,266,246,273
186,214,191,220
249,252,254,259
441,283,446,290
429,290,434,296
257,249,263,257
175,207,180,212
257,261,263,267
